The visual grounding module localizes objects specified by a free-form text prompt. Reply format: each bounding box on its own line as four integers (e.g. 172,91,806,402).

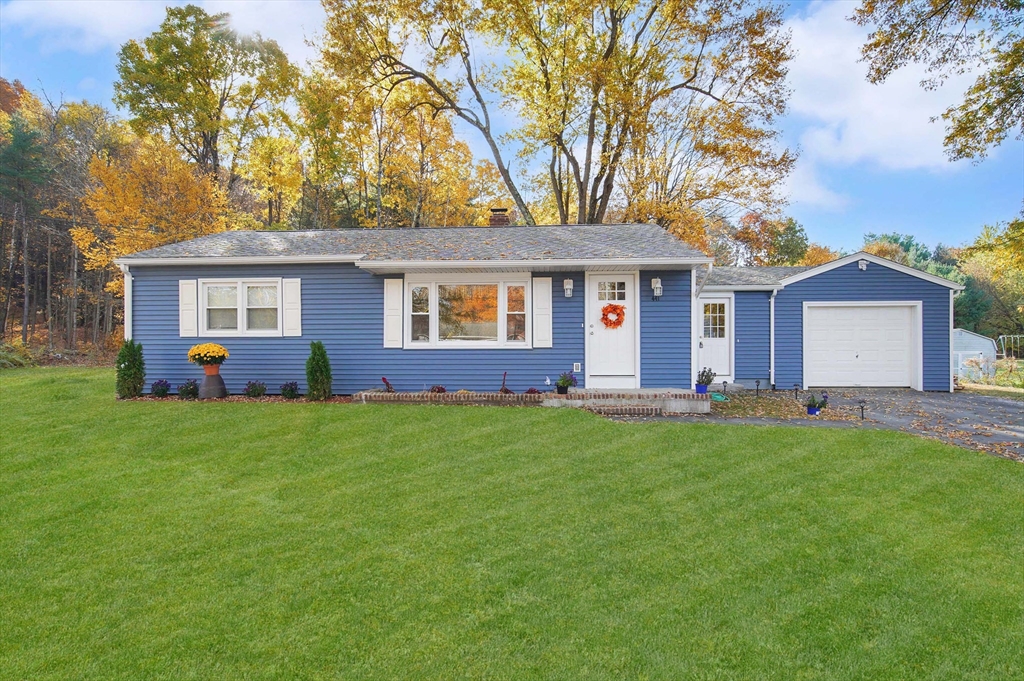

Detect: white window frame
199,278,283,337
403,272,532,349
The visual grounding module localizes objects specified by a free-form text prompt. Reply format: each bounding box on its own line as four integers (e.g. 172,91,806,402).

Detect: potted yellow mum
188,343,229,399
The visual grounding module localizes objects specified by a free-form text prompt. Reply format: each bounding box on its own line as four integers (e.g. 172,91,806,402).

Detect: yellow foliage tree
798,244,843,266
241,135,303,226
73,137,232,293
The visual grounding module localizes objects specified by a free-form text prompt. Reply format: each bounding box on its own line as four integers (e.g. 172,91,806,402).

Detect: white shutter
179,280,198,337
282,278,302,336
532,277,553,348
383,279,403,348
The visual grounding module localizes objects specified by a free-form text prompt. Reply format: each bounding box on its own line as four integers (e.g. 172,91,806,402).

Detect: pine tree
115,339,146,399
305,341,332,401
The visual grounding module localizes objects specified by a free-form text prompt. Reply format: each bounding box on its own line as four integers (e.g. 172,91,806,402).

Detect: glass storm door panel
588,276,637,387
699,297,731,380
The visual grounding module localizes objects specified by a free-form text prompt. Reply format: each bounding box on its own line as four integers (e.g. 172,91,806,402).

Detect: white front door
698,296,732,382
586,274,638,389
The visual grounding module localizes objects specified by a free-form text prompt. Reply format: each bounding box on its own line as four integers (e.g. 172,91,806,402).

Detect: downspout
769,288,777,389
119,264,133,341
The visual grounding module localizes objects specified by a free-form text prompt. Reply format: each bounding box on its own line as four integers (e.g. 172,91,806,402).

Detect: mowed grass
1,369,1021,680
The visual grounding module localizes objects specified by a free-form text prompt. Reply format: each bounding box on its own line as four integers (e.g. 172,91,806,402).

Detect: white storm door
586,274,638,389
699,297,732,381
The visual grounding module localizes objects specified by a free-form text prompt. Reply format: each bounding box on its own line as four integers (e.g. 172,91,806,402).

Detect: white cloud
783,1,975,208
1,0,168,54
1,0,324,65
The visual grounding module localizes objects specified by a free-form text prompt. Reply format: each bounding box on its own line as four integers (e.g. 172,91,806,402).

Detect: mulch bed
709,391,858,421
126,395,353,403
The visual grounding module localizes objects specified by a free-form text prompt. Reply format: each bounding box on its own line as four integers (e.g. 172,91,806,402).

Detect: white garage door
805,305,916,388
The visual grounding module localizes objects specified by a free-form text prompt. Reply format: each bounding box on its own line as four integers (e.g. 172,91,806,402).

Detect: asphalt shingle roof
123,224,707,262
705,265,813,287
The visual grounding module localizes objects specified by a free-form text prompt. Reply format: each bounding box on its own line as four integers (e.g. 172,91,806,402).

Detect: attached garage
702,252,963,392
803,303,920,389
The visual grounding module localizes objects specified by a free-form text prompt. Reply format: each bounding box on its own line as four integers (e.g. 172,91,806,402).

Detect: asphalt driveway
662,388,1023,461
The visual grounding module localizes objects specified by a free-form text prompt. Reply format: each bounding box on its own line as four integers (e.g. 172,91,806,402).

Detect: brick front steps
356,388,710,414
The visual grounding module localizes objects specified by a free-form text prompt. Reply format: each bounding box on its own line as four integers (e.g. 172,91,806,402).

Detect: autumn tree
73,136,233,287
854,0,1023,160
241,135,303,226
322,0,794,226
733,214,809,265
115,4,298,184
797,243,842,266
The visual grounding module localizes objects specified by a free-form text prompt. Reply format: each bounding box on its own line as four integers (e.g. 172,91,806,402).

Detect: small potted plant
695,367,716,395
187,343,229,399
805,393,828,416
555,370,577,394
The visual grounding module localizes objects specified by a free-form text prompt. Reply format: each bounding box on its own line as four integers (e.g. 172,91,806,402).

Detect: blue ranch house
115,222,963,395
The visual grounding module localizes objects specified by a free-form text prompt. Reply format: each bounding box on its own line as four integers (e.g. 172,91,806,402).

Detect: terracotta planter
199,363,227,399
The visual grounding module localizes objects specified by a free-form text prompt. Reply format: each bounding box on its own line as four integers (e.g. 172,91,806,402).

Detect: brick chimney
488,207,510,226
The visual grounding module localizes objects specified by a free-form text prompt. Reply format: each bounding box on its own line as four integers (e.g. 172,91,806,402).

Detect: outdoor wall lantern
651,277,663,299
858,259,869,271
563,278,573,297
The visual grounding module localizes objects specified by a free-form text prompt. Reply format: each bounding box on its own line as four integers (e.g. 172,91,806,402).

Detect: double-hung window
200,279,282,336
405,275,531,348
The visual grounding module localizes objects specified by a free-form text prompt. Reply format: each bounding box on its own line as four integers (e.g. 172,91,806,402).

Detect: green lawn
2,369,1021,680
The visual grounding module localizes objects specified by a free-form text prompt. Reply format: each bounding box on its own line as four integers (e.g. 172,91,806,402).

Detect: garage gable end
773,259,954,391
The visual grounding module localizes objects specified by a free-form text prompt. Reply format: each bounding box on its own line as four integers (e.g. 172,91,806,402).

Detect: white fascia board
355,257,713,274
113,254,367,267
702,284,783,292
778,251,965,291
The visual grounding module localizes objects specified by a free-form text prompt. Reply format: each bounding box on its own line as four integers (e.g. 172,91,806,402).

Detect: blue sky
2,0,1021,251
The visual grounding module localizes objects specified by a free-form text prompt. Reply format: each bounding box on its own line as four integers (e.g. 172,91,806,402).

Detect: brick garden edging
356,390,545,406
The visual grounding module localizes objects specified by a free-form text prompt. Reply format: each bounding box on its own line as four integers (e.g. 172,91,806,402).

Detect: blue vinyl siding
774,261,952,391
734,291,770,383
131,264,691,394
640,270,691,388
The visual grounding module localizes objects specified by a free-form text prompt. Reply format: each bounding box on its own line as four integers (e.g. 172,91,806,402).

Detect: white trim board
780,252,964,291
801,301,924,391
584,272,641,389
115,255,365,266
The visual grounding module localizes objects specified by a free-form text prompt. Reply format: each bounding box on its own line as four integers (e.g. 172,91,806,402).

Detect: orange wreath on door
600,303,626,329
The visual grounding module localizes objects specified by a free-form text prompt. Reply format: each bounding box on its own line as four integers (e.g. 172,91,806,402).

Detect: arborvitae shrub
305,341,332,401
115,339,146,399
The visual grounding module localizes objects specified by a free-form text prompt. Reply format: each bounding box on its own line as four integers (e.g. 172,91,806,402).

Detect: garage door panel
805,305,915,388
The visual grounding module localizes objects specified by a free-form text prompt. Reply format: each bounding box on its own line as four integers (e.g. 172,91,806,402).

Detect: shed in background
953,328,997,381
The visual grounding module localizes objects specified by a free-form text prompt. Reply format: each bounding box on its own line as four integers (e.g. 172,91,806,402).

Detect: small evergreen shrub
305,341,333,401
243,380,267,397
151,379,171,398
178,379,199,400
115,339,146,399
280,381,300,399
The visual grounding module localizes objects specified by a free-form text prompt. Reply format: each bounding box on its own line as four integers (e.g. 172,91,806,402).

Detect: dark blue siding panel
132,264,587,394
640,270,692,388
734,291,770,383
774,261,952,391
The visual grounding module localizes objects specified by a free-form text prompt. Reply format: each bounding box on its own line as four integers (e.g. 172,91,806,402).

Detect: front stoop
543,389,711,415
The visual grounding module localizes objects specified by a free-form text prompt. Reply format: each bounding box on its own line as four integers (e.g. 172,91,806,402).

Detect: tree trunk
1,203,18,339
46,232,52,352
21,212,29,345
67,240,78,350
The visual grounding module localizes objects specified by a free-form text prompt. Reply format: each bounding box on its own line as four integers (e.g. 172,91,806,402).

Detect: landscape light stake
722,381,728,394
794,384,800,400
858,399,866,420
755,380,760,398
